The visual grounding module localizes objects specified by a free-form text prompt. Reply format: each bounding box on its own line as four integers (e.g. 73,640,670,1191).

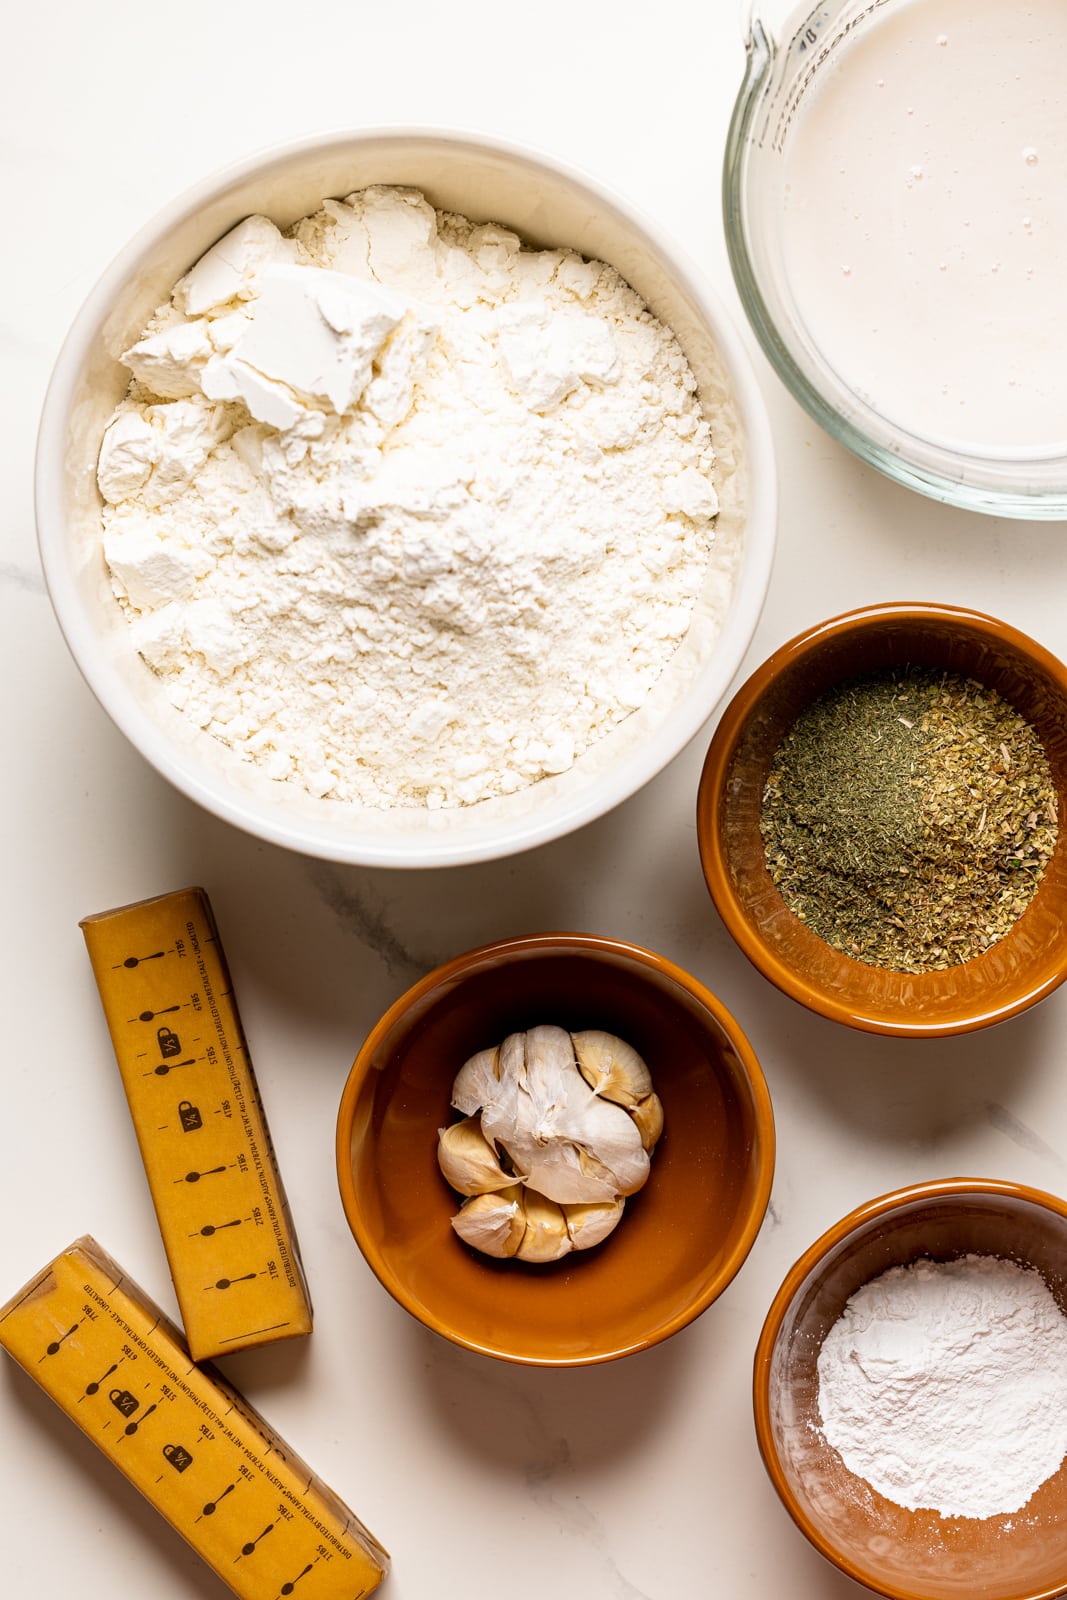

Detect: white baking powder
817,1254,1067,1519
98,186,726,808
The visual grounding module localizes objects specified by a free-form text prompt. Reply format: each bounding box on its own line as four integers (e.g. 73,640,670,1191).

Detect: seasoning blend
760,667,1058,971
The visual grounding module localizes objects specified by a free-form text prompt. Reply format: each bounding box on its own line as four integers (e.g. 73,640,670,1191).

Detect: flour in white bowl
97,186,727,809
817,1254,1067,1520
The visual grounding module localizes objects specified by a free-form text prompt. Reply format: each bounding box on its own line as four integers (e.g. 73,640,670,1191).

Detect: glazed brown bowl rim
334,930,776,1366
752,1175,1067,1600
696,600,1067,1039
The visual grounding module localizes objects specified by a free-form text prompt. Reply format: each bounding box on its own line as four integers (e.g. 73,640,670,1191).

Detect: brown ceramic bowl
335,932,774,1366
754,1177,1067,1600
696,602,1067,1037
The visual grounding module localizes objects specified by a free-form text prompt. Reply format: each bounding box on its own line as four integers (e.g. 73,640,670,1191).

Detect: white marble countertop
5,5,1067,1598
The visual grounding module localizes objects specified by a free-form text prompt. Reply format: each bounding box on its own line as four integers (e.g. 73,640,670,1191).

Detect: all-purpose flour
97,186,726,808
817,1255,1067,1520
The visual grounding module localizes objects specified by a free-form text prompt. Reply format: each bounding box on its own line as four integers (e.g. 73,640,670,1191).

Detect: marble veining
307,861,430,980
1,559,47,595
986,1100,1065,1165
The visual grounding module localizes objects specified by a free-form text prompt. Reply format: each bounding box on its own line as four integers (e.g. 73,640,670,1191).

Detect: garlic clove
437,1115,517,1195
498,1030,527,1089
563,1195,625,1251
631,1091,664,1154
478,1029,557,1182
515,1188,572,1263
572,1029,653,1108
522,1023,580,1115
451,1186,525,1258
451,1044,502,1115
456,1032,526,1132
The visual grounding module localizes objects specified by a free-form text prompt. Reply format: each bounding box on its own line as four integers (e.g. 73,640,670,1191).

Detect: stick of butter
0,1237,389,1600
80,887,313,1361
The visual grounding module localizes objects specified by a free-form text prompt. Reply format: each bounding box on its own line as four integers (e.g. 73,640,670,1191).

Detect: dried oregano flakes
759,666,1059,973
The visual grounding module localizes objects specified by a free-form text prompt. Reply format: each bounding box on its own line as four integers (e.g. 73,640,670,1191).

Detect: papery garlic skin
441,1026,662,1261
466,1025,649,1204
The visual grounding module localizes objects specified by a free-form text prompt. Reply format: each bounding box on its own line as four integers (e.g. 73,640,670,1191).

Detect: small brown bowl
696,602,1067,1037
335,932,774,1366
754,1178,1067,1600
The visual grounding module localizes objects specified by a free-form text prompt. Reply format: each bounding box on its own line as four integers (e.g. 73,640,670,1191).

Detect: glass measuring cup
723,0,1067,518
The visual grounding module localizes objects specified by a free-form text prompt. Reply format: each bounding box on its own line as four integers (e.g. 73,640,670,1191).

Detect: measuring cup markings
767,2,882,152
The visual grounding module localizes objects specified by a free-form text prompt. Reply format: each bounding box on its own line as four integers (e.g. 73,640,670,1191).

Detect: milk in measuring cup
781,0,1067,453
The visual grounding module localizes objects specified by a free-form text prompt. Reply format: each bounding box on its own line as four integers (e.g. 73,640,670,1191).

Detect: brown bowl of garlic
335,932,774,1365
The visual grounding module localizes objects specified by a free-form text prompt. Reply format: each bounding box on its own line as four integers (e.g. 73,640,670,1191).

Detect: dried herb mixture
759,666,1059,972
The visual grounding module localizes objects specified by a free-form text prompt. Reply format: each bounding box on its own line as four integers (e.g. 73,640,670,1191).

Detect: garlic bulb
440,1026,662,1261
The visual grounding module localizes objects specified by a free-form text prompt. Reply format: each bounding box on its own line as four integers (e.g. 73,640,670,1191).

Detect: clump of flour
97,185,730,809
817,1254,1067,1519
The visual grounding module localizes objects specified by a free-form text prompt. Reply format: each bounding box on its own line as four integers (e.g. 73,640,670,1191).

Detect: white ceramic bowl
36,127,777,867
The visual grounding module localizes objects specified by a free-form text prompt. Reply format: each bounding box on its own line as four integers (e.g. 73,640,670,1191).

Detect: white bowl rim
35,122,778,868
